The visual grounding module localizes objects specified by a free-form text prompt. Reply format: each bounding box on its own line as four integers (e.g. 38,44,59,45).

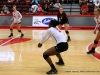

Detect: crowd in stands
80,0,100,15
0,0,99,15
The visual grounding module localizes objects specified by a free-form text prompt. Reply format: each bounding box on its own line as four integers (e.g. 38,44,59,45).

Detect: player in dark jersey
57,6,71,42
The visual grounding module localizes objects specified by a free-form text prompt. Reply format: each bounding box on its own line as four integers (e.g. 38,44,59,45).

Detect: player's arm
38,29,51,48
94,18,99,31
94,18,99,34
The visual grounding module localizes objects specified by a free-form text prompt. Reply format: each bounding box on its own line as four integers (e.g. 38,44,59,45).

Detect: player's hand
38,43,42,48
94,30,96,34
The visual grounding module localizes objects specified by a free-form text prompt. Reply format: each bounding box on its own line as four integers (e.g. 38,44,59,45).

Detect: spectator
49,2,54,8
29,4,38,14
81,4,88,14
26,0,30,5
94,0,100,8
93,0,100,3
16,0,19,2
37,4,43,12
43,4,49,13
79,0,87,5
31,0,38,5
2,5,10,14
0,11,5,15
8,0,14,2
54,1,61,8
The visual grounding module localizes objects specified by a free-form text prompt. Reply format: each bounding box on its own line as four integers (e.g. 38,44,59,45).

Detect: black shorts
15,22,21,24
55,42,68,53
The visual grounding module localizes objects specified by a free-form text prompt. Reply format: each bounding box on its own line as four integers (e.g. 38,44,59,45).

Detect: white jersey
13,10,22,23
40,27,67,44
94,15,100,28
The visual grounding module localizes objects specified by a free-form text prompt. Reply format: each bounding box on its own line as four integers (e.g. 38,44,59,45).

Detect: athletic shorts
14,22,21,24
55,42,68,53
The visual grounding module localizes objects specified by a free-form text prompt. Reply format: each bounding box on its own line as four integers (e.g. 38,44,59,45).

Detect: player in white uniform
38,20,68,74
87,8,100,54
8,6,24,38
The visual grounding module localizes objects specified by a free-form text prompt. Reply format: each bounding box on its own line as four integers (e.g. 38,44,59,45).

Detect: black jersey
57,12,69,25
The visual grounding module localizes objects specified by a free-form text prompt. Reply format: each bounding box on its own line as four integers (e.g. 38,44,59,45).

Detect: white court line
86,42,100,61
0,32,26,46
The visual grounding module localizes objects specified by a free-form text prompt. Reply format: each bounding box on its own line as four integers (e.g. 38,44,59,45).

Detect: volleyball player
57,6,71,42
87,8,100,54
8,6,24,38
38,20,68,74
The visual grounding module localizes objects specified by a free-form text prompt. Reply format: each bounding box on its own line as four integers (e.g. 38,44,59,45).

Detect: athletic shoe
55,62,65,66
8,33,13,37
87,50,95,54
20,34,24,38
46,69,58,74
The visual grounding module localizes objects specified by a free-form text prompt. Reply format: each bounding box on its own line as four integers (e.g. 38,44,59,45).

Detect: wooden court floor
0,29,100,75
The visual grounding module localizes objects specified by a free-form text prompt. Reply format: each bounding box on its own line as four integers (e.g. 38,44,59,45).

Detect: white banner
32,16,57,27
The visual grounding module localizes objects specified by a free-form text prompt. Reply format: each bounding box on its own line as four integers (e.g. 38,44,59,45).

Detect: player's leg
87,30,100,54
64,23,71,42
43,42,68,74
43,46,58,74
16,23,24,38
8,22,15,37
55,42,68,66
55,53,65,66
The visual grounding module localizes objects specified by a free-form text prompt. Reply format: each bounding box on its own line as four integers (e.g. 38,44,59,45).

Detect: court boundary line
0,31,26,46
86,42,100,61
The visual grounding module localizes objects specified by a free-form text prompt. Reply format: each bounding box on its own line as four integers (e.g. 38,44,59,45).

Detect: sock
59,58,64,63
50,64,56,70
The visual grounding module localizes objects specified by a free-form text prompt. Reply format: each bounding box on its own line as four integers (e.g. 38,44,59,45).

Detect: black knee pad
65,31,69,34
43,54,49,60
10,29,12,30
94,40,98,44
18,30,21,32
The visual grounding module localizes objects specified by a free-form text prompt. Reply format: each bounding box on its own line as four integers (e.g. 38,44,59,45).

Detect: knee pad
65,31,69,34
18,30,21,32
43,54,49,60
94,40,98,44
10,29,12,30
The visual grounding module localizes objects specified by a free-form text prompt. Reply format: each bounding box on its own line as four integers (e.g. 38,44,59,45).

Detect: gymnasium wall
0,15,96,26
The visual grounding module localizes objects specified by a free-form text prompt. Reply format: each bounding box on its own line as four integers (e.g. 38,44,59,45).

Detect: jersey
94,15,100,30
40,27,67,44
13,10,22,23
57,12,69,25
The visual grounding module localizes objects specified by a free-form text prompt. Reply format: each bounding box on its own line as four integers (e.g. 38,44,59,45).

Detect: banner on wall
32,16,57,27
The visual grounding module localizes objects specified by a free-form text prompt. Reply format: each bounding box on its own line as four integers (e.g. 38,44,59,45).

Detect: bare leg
87,31,100,54
16,24,24,38
64,24,71,42
43,46,58,74
8,22,15,37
